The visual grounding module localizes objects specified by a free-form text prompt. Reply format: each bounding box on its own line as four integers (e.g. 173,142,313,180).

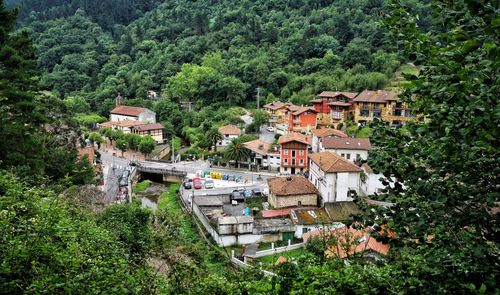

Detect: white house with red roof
110,105,156,123
309,151,362,204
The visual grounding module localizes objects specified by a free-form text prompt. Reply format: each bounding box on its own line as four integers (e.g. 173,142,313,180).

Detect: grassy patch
347,125,372,138
133,180,150,193
254,248,305,269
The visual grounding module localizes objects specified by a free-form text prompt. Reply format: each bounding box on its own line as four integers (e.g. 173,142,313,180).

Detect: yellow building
263,101,293,126
131,123,165,143
352,90,416,126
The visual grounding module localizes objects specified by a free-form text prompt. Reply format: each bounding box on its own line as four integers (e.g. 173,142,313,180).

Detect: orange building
285,106,318,134
278,133,311,174
311,91,358,127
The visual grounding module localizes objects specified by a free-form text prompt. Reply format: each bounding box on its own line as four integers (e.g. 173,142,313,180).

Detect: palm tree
224,141,250,168
207,127,223,151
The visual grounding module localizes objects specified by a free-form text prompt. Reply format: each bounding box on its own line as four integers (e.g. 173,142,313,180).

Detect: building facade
263,101,292,126
353,89,416,126
311,91,358,127
217,125,242,148
243,139,281,170
311,128,348,153
308,151,362,205
267,176,319,209
110,105,156,123
131,123,165,143
320,137,372,162
285,106,317,134
278,133,311,174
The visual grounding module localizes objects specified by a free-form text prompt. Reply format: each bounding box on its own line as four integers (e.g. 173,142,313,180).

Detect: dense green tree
224,141,251,168
206,127,223,152
115,138,128,157
138,135,156,156
357,0,500,293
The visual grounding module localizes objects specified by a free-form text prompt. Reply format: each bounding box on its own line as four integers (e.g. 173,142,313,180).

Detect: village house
243,139,281,171
278,133,311,174
267,176,319,209
217,125,242,149
320,137,372,162
110,105,156,123
131,123,165,143
263,101,292,126
311,128,348,153
303,226,390,260
309,151,362,204
353,89,416,126
290,207,337,239
285,105,318,134
311,91,358,127
78,146,97,165
360,163,386,196
98,120,146,133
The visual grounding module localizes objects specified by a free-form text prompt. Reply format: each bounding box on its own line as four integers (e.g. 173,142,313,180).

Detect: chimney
115,93,122,107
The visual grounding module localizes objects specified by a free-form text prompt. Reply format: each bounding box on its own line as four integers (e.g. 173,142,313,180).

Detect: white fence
245,242,304,259
230,251,276,277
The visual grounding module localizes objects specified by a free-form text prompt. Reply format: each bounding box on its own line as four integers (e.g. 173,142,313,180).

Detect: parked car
193,179,203,189
129,161,140,167
252,188,263,196
267,126,274,132
204,179,214,189
237,188,252,198
230,190,244,202
183,181,192,189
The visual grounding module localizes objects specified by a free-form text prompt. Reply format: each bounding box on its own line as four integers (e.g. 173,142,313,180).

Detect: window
341,153,345,157
284,150,288,155
299,150,304,156
298,201,302,206
300,159,304,165
346,154,351,160
292,159,296,165
291,150,296,157
356,154,361,160
284,158,288,164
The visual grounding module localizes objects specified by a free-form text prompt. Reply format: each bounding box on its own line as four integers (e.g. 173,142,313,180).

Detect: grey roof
218,216,254,225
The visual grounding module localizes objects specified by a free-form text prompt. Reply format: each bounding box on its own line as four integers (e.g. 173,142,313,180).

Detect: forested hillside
17,0,431,114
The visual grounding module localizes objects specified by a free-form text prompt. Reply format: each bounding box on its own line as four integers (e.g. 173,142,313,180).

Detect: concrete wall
336,172,360,202
110,114,138,122
361,172,385,196
321,147,368,162
138,109,156,123
217,134,238,147
269,192,317,209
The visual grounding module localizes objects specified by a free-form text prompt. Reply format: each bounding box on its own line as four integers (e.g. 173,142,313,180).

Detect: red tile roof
318,91,358,99
218,125,241,135
263,101,291,110
311,128,348,138
110,105,148,116
132,123,164,131
262,208,292,218
353,90,398,103
244,139,272,156
309,151,362,173
291,106,318,116
303,226,390,258
321,137,371,150
268,176,319,197
278,133,311,145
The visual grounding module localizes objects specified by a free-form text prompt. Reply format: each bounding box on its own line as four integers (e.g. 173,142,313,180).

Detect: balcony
293,118,301,123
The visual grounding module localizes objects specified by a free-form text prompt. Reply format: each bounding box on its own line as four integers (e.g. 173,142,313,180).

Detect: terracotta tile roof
263,101,291,110
99,121,114,128
218,124,241,135
318,91,358,99
291,106,318,116
303,226,390,258
353,89,398,103
244,139,272,156
278,133,311,145
362,163,373,173
324,202,360,222
110,105,148,116
309,151,362,173
78,146,95,163
321,137,371,150
290,208,332,225
132,123,164,131
262,208,292,218
267,176,319,197
311,128,348,138
275,256,288,266
114,120,146,127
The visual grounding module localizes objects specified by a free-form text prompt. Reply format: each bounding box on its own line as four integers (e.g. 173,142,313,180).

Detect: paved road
259,126,276,143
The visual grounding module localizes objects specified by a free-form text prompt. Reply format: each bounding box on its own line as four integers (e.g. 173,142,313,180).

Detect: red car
193,178,202,189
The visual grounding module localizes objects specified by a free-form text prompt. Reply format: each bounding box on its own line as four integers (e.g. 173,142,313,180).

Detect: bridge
136,164,187,183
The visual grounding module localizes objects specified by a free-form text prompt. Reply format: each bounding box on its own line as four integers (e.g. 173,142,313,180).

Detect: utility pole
256,87,260,109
